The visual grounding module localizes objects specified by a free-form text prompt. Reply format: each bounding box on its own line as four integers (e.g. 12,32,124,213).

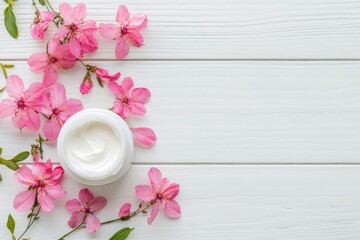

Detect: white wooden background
1,0,360,239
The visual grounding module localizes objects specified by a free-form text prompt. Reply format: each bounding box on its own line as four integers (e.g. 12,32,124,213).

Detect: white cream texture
64,120,122,177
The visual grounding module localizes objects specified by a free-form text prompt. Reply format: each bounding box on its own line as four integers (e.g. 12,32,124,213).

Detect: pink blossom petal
11,112,26,130
45,184,66,200
68,212,86,228
147,202,160,225
43,68,59,87
118,203,131,217
163,200,181,218
14,190,36,211
162,183,180,200
69,37,83,58
112,101,130,119
158,178,171,192
79,188,95,203
66,199,81,213
131,87,151,103
47,83,67,107
135,184,156,202
126,31,144,47
129,102,146,116
37,190,55,212
62,98,83,116
24,110,41,131
28,52,49,73
121,77,134,95
115,38,129,59
148,167,162,190
85,214,101,233
47,38,60,54
55,25,70,40
130,127,157,147
72,3,87,20
99,23,118,40
6,75,25,97
43,119,61,141
31,163,47,179
130,13,148,31
14,165,34,185
116,5,130,23
59,2,73,25
0,99,15,118
41,11,56,21
118,104,131,119
47,166,65,184
26,82,46,103
81,35,98,54
108,82,122,98
89,196,107,212
96,68,120,82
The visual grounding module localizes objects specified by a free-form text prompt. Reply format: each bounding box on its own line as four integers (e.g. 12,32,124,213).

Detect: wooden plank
0,165,359,239
1,61,360,163
0,0,360,59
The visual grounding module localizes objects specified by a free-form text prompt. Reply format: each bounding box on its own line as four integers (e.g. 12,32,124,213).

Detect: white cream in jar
57,108,134,185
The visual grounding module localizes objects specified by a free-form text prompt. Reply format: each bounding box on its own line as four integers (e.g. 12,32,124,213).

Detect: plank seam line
2,58,360,62
20,162,360,166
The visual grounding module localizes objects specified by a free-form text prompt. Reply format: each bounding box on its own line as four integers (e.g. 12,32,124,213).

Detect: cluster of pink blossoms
0,75,83,141
64,167,181,232
28,3,147,92
13,161,180,233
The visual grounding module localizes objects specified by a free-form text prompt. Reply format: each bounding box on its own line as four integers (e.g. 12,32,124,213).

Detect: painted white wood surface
0,0,360,59
0,166,359,240
1,61,360,163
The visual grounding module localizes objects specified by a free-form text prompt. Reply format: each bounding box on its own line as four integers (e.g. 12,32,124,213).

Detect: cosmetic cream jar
57,108,134,185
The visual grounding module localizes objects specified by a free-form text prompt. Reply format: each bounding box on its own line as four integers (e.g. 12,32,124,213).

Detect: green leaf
11,151,30,162
38,0,45,6
4,160,19,171
4,6,18,39
6,214,15,234
12,235,16,240
109,227,133,240
0,63,8,79
3,64,14,68
0,148,2,155
0,173,2,181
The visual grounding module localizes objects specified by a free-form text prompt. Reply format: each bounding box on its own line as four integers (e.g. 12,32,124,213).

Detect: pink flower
66,188,107,233
118,203,131,217
56,3,98,58
79,73,93,95
135,168,181,225
0,75,45,131
99,5,147,59
130,127,156,147
28,38,76,86
42,83,83,141
31,11,56,39
95,68,120,82
13,160,65,212
108,77,151,119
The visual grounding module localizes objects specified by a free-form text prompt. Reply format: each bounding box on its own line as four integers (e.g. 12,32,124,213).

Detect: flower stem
31,0,39,11
45,0,58,14
18,204,41,240
58,222,84,240
58,202,155,239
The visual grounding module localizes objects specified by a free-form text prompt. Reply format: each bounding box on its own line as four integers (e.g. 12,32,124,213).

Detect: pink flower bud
80,74,93,95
